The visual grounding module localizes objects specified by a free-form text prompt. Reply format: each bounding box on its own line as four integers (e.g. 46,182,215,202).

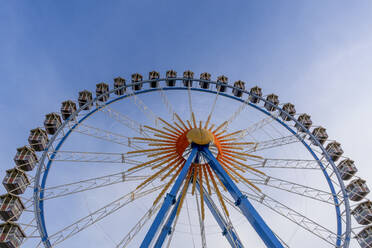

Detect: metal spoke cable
116,202,162,248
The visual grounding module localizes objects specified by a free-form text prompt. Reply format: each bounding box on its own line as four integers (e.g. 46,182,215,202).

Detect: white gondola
0,194,24,222
183,70,194,87
311,126,328,145
78,90,93,110
264,94,279,111
337,159,358,180
14,146,37,171
232,81,245,97
166,70,177,87
60,100,77,121
131,73,143,91
280,103,296,121
43,113,62,135
113,77,126,95
2,169,29,195
200,72,211,89
352,201,372,225
28,128,49,151
216,75,228,92
324,141,344,162
295,114,312,132
0,223,25,248
249,86,262,104
149,71,160,88
356,225,372,248
96,82,109,102
346,179,370,202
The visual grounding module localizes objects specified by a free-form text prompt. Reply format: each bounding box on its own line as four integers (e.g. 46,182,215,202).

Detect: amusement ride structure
0,70,371,247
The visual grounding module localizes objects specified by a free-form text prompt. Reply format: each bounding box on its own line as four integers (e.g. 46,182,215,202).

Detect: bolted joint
235,195,247,206
165,193,176,204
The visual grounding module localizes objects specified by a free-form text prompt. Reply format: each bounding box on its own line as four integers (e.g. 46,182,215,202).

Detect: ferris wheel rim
32,79,351,248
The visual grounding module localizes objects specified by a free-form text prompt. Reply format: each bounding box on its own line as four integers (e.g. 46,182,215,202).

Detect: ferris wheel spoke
47,150,145,164
243,134,303,153
242,173,338,205
67,122,143,149
234,113,279,140
251,158,321,170
128,91,159,127
116,202,162,248
240,190,341,246
39,171,151,200
46,184,164,247
98,105,151,137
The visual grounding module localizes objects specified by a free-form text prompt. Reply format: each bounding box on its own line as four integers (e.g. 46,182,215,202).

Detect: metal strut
140,145,198,247
200,146,284,248
196,180,244,248
154,177,192,247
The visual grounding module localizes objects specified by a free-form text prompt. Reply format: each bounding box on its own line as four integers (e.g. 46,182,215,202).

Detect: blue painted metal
154,177,191,248
34,83,349,247
140,145,198,248
201,146,284,248
196,180,244,248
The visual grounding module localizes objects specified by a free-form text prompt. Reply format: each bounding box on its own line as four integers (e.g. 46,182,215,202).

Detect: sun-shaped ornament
127,113,265,220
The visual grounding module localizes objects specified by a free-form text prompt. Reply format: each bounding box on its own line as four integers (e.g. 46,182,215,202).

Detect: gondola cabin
0,194,24,222
2,169,29,195
264,94,279,111
280,103,296,121
166,70,177,87
60,100,77,121
199,72,211,89
295,114,312,132
356,225,372,248
78,90,93,110
337,159,358,180
324,141,344,162
311,126,328,145
28,128,49,151
148,71,159,88
249,86,262,104
96,82,109,102
232,81,245,97
43,113,62,135
113,77,126,95
131,73,143,91
346,179,370,202
352,201,372,225
0,223,25,248
14,146,37,171
183,70,194,87
216,75,228,92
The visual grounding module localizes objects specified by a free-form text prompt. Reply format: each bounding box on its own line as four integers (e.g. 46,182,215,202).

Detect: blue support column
201,146,284,248
196,180,244,248
154,178,191,248
140,146,198,248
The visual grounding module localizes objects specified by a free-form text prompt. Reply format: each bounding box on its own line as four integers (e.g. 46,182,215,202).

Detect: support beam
196,180,244,248
140,145,198,248
201,146,284,248
154,178,191,247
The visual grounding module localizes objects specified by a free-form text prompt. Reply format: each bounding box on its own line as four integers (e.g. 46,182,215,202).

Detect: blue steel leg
140,145,198,248
201,146,283,248
196,180,244,248
154,177,192,248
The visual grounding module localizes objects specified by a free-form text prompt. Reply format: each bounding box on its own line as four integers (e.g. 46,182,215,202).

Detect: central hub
186,128,214,145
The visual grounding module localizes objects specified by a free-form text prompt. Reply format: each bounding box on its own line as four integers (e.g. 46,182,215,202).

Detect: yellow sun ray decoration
127,113,265,220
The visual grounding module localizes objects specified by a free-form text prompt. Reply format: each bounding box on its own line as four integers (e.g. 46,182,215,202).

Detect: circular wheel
1,71,370,248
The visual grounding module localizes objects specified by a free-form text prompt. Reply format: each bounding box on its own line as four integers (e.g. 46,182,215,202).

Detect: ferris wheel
1,70,371,248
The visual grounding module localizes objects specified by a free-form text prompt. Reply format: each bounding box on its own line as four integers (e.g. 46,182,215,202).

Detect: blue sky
1,1,372,247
